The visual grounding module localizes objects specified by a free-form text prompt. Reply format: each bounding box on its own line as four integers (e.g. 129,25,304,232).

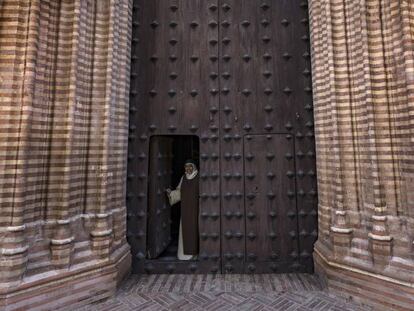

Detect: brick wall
309,0,414,309
0,1,132,310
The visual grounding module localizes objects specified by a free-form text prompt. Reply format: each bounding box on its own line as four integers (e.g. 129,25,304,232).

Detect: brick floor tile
75,274,371,311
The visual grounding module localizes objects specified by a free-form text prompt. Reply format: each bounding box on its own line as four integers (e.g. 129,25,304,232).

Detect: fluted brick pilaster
309,0,414,308
0,0,132,309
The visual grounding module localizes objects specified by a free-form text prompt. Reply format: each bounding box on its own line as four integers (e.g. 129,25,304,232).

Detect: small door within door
147,137,173,259
244,134,299,272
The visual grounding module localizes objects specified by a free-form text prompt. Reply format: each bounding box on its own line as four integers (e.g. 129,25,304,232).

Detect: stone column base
314,248,414,311
0,245,131,311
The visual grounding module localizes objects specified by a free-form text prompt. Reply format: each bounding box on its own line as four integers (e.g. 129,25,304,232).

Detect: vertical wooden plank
219,0,247,274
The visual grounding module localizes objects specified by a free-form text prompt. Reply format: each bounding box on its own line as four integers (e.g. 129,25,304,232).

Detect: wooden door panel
244,135,299,272
147,137,173,258
219,0,316,273
128,0,221,273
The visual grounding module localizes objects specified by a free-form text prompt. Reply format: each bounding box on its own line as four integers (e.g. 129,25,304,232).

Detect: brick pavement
75,274,372,311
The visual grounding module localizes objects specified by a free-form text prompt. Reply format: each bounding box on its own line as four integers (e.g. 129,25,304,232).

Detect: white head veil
184,160,198,180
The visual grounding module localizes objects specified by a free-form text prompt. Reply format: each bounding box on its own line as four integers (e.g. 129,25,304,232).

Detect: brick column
91,213,113,259
50,220,74,269
368,207,393,267
0,225,28,286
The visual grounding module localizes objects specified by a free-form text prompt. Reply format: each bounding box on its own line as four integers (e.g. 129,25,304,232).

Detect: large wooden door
147,137,173,259
127,0,317,273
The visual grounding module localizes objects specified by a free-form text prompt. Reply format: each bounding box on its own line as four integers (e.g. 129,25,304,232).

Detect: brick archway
0,0,413,310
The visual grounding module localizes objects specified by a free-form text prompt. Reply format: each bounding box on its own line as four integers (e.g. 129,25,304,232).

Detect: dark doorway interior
147,135,199,260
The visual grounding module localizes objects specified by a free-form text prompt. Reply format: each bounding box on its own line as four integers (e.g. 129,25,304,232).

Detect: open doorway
146,135,199,261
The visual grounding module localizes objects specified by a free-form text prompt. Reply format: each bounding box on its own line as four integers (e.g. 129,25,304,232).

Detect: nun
166,160,199,260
